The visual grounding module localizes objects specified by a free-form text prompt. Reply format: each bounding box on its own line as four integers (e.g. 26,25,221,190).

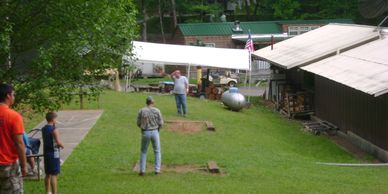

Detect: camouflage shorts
0,162,23,194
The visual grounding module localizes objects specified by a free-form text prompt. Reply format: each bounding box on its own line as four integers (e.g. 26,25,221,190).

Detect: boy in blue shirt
42,112,64,194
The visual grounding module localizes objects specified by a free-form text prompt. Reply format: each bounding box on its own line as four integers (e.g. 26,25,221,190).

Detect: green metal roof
178,21,281,36
178,19,354,36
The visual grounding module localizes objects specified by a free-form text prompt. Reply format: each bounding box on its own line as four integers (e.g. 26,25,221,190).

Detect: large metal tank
221,87,246,111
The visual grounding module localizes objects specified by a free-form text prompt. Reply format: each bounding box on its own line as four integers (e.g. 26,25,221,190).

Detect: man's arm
157,110,164,129
137,110,142,128
170,71,176,80
13,134,27,177
52,129,64,149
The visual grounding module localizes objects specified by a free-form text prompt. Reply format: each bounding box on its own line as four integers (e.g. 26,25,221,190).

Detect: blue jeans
175,94,187,115
140,130,161,173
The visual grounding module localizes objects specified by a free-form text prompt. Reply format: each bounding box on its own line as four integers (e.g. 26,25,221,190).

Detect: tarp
129,41,250,70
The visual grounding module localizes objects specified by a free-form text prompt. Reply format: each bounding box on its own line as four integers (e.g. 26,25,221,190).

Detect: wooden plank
205,121,215,131
207,161,220,174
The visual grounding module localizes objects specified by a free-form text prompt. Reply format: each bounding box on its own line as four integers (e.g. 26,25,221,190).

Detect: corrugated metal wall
314,75,388,150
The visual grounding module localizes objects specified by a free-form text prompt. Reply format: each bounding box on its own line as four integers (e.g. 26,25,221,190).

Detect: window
288,26,320,36
204,43,216,47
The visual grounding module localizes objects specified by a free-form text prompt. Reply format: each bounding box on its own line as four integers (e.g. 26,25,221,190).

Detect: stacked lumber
205,83,222,100
283,92,312,114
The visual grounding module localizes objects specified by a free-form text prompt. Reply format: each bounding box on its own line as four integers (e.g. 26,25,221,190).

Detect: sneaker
27,171,35,176
139,172,145,176
155,172,160,175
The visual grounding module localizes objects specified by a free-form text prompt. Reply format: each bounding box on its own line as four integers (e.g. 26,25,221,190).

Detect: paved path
32,110,103,163
238,86,266,97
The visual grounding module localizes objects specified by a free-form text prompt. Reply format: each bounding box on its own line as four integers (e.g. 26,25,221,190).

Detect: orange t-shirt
0,104,25,165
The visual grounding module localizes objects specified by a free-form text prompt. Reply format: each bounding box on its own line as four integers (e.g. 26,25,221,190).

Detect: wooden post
79,86,84,110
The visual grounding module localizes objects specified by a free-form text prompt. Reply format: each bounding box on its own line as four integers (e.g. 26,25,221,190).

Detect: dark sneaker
155,172,160,175
139,172,145,176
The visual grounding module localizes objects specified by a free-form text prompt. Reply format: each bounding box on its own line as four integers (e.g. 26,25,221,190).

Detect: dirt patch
133,162,206,173
166,120,205,134
163,164,204,173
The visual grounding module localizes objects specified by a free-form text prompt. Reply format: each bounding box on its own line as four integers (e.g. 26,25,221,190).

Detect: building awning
252,24,380,69
302,38,388,97
232,33,291,43
128,41,250,70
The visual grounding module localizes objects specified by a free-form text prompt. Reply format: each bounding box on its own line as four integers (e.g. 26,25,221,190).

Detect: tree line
0,0,138,112
137,0,363,41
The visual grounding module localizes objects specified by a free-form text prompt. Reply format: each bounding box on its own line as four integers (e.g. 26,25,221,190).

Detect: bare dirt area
133,162,209,174
166,120,205,134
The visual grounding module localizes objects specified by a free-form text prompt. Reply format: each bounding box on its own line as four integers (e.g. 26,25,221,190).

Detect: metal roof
253,24,380,69
178,19,353,36
178,21,281,36
302,37,388,97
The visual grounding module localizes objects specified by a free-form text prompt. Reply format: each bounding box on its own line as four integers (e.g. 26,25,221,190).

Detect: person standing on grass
137,96,163,176
0,83,27,194
171,70,189,117
42,112,64,194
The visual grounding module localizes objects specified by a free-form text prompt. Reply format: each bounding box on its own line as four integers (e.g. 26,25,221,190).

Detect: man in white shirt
171,70,188,116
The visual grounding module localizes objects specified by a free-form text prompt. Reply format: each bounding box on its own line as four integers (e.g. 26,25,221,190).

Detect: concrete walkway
238,86,266,97
32,110,103,163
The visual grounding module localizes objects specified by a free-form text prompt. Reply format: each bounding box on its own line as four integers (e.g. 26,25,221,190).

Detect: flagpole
248,51,252,103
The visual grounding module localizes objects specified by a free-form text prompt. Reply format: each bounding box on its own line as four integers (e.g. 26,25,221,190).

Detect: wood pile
282,91,313,118
205,83,222,100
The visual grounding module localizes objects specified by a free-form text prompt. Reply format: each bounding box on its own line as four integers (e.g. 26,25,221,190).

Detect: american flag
245,32,254,52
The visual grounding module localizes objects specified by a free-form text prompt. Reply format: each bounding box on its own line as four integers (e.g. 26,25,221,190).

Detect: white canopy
129,41,250,70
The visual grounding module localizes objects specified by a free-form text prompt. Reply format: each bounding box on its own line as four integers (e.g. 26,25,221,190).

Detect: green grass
25,91,388,193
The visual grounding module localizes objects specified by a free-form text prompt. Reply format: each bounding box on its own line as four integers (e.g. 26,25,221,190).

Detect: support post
187,64,191,81
248,51,252,103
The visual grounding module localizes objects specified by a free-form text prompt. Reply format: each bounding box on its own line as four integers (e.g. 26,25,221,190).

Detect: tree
171,0,178,29
272,0,300,19
158,0,166,43
141,0,148,41
0,0,138,112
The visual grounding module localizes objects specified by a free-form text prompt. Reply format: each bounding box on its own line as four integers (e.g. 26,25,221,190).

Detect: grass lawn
25,91,388,193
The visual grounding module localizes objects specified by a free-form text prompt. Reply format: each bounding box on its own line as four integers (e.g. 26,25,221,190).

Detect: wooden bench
26,154,44,180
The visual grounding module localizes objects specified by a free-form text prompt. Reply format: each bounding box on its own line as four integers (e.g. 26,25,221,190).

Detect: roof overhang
302,37,388,97
232,33,291,43
252,24,380,69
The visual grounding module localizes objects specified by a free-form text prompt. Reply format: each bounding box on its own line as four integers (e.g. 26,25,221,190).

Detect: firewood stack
283,92,312,113
205,83,222,100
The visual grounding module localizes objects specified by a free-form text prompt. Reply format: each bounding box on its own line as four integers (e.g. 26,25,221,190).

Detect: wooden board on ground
207,161,220,174
205,121,216,131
